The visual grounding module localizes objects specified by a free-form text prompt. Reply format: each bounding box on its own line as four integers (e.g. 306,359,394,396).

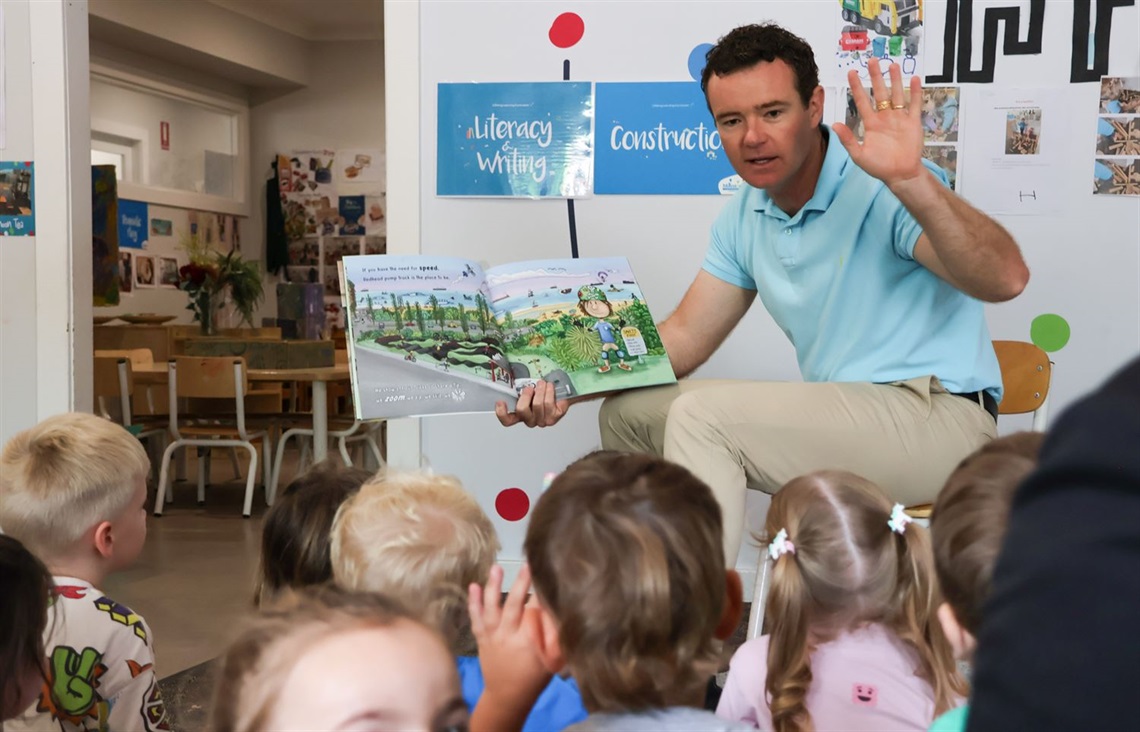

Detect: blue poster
0,162,35,236
595,82,739,195
118,199,148,249
437,82,594,198
339,195,366,235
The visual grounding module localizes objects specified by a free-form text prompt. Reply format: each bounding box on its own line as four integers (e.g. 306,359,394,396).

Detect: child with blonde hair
330,469,586,731
717,470,965,731
212,586,467,732
0,413,168,731
468,451,752,732
927,432,1042,731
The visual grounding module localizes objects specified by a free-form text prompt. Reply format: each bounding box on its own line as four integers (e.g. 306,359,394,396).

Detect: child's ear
93,521,115,559
528,604,567,674
715,570,744,641
936,602,976,660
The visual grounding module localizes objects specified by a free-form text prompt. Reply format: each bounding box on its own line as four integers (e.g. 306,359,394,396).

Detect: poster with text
0,161,34,237
117,199,148,249
437,82,594,198
594,82,736,195
339,195,366,235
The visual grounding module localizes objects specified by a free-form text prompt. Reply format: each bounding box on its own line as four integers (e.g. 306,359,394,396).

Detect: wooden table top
134,362,350,383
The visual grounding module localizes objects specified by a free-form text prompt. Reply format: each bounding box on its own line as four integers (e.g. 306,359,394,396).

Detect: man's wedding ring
893,104,906,109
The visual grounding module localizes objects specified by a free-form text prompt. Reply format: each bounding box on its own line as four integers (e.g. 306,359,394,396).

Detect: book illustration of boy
576,285,632,373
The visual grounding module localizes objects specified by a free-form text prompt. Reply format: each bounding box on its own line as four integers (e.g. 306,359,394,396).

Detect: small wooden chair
154,357,272,518
745,340,1055,639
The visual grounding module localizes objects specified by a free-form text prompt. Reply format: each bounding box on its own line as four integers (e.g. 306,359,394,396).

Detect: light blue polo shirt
703,126,1002,401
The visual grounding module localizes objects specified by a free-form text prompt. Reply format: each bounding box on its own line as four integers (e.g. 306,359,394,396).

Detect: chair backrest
94,348,154,369
93,357,133,398
172,356,248,399
993,340,1052,416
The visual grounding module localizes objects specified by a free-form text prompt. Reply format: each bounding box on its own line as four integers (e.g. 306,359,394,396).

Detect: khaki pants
599,377,997,563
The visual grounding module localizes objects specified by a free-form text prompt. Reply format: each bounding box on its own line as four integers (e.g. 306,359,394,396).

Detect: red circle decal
548,12,585,49
495,488,531,522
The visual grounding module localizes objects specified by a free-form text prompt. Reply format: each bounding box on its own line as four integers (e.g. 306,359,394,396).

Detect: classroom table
135,363,351,462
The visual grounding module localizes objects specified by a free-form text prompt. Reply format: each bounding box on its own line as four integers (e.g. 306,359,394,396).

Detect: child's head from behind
0,412,149,568
524,450,741,713
255,461,372,607
330,470,499,649
0,535,52,721
762,471,964,731
932,432,1043,659
213,587,466,732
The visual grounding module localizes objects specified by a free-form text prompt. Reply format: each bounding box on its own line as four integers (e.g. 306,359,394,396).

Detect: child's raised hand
468,564,552,732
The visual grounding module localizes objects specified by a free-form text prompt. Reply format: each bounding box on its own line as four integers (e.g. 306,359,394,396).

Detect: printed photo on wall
159,257,181,288
922,146,958,190
1093,158,1140,196
364,235,386,255
151,218,173,237
1099,77,1140,115
134,254,157,288
0,162,35,236
921,87,959,143
365,195,386,234
118,252,133,295
339,148,384,183
1096,117,1140,157
286,265,321,285
1005,109,1042,155
288,237,320,266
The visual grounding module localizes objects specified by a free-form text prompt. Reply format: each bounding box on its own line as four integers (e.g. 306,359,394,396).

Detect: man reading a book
496,23,1028,564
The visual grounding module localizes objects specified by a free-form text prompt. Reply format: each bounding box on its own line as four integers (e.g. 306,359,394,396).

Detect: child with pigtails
717,470,965,732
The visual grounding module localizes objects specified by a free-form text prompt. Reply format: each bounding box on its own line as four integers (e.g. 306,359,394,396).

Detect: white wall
246,39,386,322
401,0,1140,579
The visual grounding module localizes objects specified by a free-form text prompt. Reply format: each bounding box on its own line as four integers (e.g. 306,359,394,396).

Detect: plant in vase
178,233,264,335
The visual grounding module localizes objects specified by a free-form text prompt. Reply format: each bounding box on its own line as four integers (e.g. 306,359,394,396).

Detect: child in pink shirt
717,471,965,731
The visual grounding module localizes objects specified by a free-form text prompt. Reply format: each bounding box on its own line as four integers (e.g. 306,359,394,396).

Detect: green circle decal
1030,314,1070,352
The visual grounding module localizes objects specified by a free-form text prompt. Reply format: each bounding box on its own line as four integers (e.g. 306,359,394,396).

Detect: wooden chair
154,357,272,518
93,356,168,478
745,340,1054,639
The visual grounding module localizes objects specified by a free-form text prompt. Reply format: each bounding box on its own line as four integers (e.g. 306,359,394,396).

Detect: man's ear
527,604,567,674
936,602,976,660
715,570,744,641
809,85,825,127
92,521,115,559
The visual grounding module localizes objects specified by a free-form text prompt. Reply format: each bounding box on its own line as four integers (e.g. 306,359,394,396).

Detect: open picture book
339,255,676,418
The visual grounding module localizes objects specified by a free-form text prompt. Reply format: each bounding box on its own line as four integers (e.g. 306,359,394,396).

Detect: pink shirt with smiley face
717,623,948,731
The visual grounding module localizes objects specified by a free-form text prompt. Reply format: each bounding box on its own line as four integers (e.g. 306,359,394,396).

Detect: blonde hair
931,432,1042,634
525,451,726,713
212,587,425,732
760,471,965,732
330,470,499,649
0,413,149,560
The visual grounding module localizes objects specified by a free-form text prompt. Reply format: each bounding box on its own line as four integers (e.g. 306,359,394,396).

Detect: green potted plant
178,233,264,335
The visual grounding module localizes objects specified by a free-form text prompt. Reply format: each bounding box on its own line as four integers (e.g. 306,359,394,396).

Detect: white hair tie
888,504,912,535
767,528,796,560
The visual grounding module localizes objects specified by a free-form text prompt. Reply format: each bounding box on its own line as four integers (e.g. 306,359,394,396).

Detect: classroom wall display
0,161,34,237
594,82,737,195
436,82,594,198
416,0,1140,576
833,0,924,85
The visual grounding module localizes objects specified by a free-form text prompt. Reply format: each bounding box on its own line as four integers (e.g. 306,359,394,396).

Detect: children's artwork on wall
436,81,594,197
833,0,923,86
117,199,148,250
0,161,35,237
134,254,156,289
118,251,133,295
91,164,118,306
594,81,736,195
158,256,180,288
338,148,384,183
